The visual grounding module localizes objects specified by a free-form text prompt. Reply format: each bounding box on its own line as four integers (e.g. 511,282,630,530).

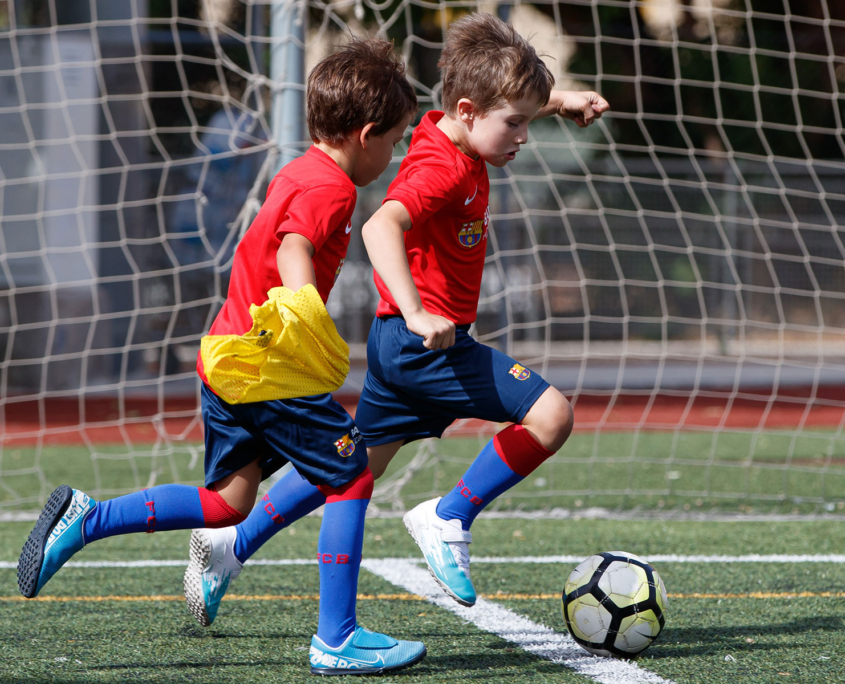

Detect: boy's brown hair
439,13,554,116
307,38,417,144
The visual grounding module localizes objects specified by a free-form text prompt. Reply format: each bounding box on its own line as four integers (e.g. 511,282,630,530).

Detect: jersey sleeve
385,162,460,228
277,184,355,251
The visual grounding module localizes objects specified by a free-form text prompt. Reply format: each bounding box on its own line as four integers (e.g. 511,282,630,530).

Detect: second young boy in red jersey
19,38,425,676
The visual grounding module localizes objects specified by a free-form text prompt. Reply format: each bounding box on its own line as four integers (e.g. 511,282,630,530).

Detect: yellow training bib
200,285,349,404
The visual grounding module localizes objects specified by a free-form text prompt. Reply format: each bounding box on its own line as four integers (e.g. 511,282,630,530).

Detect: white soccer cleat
184,526,243,626
403,497,476,606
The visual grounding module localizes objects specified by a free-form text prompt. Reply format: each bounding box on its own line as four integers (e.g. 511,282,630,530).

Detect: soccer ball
561,551,668,658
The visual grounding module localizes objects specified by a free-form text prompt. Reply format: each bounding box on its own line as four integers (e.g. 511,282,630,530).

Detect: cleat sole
402,514,475,608
184,529,213,627
17,485,74,598
310,646,426,676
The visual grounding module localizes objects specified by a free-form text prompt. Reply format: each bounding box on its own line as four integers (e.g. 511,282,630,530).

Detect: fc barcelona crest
508,363,531,381
334,433,356,457
457,219,484,248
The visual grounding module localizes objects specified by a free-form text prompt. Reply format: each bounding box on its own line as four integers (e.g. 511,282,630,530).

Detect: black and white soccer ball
561,551,668,658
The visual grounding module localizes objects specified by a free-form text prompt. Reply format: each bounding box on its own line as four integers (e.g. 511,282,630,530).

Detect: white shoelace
448,540,471,578
436,518,472,578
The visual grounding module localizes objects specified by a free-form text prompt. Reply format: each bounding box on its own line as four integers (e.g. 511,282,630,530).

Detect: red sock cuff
198,487,247,527
318,467,374,503
493,424,554,477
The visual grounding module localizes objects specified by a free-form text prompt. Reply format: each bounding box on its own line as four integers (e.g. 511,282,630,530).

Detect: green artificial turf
4,431,845,515
1,517,843,684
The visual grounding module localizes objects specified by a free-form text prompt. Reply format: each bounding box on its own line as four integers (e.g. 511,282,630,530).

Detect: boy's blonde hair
439,13,554,116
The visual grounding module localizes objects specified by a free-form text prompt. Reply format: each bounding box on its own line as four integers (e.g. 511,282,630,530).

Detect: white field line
472,554,845,564
2,553,845,570
363,558,674,684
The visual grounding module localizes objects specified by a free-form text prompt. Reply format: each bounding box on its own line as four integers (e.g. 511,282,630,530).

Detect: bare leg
367,441,405,479
211,458,264,515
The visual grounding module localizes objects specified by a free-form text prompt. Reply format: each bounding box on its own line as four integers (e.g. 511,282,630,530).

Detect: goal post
2,0,845,516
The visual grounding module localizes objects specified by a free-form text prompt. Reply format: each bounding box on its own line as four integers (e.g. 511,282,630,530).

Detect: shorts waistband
378,314,472,332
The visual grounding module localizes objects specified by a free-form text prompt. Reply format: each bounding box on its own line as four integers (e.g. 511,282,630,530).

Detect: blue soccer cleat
184,526,243,626
309,626,426,675
18,485,97,598
403,497,476,607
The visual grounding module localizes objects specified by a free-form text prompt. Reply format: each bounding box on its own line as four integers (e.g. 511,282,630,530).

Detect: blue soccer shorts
201,383,367,489
355,315,550,446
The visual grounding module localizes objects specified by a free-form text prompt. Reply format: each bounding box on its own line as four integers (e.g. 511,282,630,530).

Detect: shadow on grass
84,650,566,678
178,626,314,640
651,616,845,658
88,658,294,671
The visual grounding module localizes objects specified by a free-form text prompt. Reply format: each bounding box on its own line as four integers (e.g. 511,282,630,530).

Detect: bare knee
212,459,263,515
522,388,573,453
214,487,256,517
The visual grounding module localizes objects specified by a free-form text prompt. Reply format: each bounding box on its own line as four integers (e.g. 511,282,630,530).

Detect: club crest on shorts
334,433,356,457
508,363,531,381
457,219,484,248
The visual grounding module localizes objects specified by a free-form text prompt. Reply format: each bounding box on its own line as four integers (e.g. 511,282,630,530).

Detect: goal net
2,0,845,516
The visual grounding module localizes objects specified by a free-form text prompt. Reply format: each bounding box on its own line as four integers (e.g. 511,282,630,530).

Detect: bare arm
534,89,610,127
361,200,455,350
276,233,317,291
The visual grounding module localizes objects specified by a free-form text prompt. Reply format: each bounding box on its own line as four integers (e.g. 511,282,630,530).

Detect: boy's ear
456,98,477,124
358,122,377,149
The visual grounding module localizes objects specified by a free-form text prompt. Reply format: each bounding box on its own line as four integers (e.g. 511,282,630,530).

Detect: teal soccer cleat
17,486,96,598
403,497,476,607
309,626,426,675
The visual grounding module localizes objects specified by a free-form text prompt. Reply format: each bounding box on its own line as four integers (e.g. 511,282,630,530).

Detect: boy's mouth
505,151,518,160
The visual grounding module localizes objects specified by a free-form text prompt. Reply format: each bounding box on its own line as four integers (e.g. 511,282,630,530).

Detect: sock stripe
198,488,246,527
318,468,374,503
493,425,554,477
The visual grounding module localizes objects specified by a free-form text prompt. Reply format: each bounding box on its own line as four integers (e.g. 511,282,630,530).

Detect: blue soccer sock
315,469,373,648
83,484,206,543
233,469,326,564
435,439,522,531
436,425,553,531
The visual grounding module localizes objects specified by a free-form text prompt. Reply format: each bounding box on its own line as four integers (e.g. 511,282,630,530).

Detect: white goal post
1,0,845,515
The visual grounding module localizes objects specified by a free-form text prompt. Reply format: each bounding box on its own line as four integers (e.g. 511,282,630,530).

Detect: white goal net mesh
2,0,845,515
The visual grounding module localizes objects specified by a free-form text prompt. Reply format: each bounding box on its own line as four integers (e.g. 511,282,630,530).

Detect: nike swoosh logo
464,186,477,205
346,654,385,667
345,222,352,234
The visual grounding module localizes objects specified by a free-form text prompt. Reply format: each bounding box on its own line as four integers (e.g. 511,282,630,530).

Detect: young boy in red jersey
355,13,609,606
18,38,426,676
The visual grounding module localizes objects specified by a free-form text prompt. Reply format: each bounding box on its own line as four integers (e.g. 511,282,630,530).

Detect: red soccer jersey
197,145,356,383
375,110,490,325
